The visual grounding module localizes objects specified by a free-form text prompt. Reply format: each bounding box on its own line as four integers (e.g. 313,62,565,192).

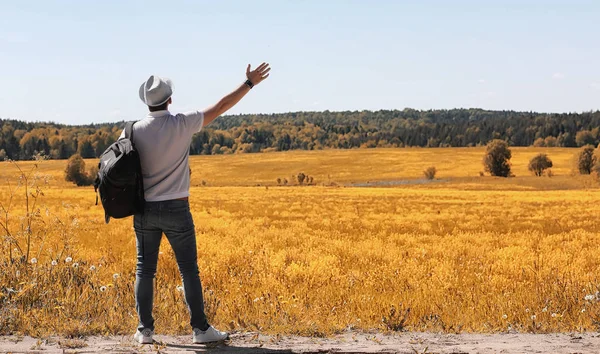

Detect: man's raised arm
202,62,271,127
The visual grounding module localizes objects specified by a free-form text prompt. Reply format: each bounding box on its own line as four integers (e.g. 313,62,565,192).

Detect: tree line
1,108,600,160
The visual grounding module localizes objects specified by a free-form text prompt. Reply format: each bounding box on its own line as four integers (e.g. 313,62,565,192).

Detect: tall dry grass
1,148,600,336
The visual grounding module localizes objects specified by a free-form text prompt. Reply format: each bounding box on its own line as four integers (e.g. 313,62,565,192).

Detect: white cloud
591,83,600,90
312,101,320,106
478,79,486,84
552,72,565,80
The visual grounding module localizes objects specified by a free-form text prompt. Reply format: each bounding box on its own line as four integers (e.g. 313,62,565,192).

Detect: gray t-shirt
119,110,204,202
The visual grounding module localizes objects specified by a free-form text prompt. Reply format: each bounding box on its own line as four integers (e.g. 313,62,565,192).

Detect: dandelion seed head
30,258,37,264
542,307,548,313
531,315,536,320
100,286,107,292
65,257,73,263
525,308,530,313
551,313,558,318
582,308,586,313
51,260,57,266
113,273,120,280
585,294,595,301
90,265,96,271
72,262,79,268
502,314,507,319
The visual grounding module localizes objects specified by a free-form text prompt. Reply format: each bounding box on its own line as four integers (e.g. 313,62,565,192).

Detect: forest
1,108,599,160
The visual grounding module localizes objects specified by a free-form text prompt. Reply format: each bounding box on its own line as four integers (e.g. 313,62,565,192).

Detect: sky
0,0,599,125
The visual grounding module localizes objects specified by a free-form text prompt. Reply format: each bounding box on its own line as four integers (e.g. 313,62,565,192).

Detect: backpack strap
124,121,136,142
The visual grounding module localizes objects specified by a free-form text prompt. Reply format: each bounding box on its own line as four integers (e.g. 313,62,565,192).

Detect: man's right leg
134,206,163,332
162,199,228,343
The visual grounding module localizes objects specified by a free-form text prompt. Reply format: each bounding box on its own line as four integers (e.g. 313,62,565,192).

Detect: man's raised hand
246,63,271,86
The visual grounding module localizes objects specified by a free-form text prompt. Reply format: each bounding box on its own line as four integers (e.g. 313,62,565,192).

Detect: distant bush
533,138,545,147
278,176,309,186
591,148,600,179
297,173,306,185
545,136,558,147
576,130,596,147
423,167,437,180
285,173,315,186
528,154,553,176
577,145,596,174
88,164,99,182
483,140,512,177
211,144,222,155
64,154,95,186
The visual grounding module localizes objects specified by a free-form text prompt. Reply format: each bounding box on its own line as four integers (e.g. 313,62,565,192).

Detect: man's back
126,110,204,202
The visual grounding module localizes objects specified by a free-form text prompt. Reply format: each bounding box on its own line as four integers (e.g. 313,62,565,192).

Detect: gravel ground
2,331,600,353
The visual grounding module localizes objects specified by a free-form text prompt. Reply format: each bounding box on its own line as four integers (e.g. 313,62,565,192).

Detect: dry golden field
2,147,600,337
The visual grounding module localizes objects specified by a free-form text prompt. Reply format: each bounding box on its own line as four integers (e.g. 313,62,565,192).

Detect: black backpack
94,122,145,223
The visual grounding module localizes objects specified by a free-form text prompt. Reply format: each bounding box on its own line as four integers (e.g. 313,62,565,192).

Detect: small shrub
382,305,411,332
577,145,596,174
423,167,437,180
283,178,288,185
64,154,94,186
276,178,282,185
528,154,553,176
483,140,512,177
297,173,306,185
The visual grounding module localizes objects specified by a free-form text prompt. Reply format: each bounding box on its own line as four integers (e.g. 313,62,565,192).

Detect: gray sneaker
193,326,228,343
133,328,154,344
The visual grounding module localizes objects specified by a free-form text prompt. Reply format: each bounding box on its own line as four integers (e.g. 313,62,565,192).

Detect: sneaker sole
134,335,153,344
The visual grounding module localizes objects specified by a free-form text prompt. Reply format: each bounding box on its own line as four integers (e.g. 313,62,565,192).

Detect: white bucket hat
138,75,173,107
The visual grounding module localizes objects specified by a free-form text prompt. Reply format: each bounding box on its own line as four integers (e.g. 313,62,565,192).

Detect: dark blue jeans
133,199,209,332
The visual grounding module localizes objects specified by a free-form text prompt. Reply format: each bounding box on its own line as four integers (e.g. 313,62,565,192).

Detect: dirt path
2,332,600,353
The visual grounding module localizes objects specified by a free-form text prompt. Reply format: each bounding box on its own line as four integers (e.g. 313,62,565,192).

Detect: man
127,63,271,344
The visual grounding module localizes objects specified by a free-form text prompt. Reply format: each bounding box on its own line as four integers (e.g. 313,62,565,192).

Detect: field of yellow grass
2,147,600,337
